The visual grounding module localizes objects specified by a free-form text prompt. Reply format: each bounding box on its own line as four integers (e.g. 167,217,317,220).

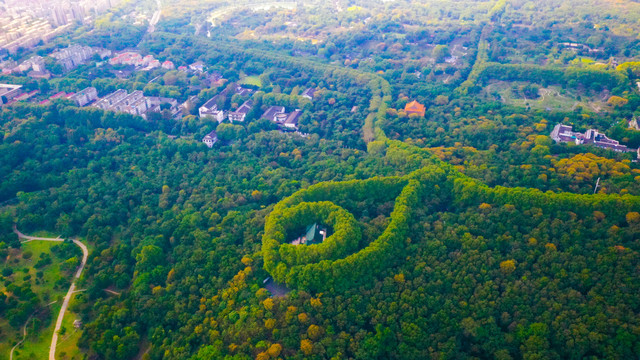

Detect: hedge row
263,201,361,273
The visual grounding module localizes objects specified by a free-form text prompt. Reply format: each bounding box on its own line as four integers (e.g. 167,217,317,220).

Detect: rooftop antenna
593,177,600,194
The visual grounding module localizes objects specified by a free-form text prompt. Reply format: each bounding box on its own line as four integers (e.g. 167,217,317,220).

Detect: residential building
0,84,23,105
93,89,128,110
550,124,637,153
69,87,98,106
51,6,68,27
92,89,180,117
202,130,218,148
235,85,253,96
30,56,46,72
27,70,51,79
161,60,175,70
40,91,71,105
301,87,316,100
275,112,288,123
110,91,148,116
405,100,426,117
147,96,179,115
189,61,205,73
199,95,225,122
50,45,110,71
284,109,302,130
261,106,285,122
109,52,143,66
228,99,253,122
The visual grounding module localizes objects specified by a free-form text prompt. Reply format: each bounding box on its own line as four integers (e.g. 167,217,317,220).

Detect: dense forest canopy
1,0,639,359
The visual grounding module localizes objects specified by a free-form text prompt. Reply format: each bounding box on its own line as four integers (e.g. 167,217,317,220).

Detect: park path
12,225,88,360
9,312,33,360
148,0,162,33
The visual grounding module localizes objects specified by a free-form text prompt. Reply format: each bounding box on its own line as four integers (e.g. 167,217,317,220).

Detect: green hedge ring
263,201,361,271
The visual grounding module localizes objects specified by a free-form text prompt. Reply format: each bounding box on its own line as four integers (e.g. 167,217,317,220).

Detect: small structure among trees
290,223,327,245
404,100,426,117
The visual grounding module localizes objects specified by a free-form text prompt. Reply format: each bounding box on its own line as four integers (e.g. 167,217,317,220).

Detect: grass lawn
483,81,608,112
239,75,262,87
11,302,60,360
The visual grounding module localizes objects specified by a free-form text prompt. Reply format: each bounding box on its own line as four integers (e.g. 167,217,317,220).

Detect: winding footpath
9,312,33,360
12,225,88,360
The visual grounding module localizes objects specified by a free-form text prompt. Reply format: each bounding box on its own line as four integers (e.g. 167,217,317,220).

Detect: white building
69,87,98,106
228,99,253,123
199,95,225,122
202,130,218,148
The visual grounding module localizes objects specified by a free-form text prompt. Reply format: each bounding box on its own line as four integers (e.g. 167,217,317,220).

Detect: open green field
0,240,65,360
0,233,87,360
483,81,609,112
55,302,84,360
239,75,263,87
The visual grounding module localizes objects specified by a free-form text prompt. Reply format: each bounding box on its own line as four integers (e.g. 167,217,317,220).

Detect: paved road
13,226,88,360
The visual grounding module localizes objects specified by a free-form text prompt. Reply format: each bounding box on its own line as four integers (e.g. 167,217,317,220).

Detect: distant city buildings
551,124,638,154
0,0,122,53
50,45,111,71
109,52,164,71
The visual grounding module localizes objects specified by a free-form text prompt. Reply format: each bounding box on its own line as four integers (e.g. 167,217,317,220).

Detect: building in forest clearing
302,87,316,100
405,100,426,117
202,130,218,148
291,223,327,245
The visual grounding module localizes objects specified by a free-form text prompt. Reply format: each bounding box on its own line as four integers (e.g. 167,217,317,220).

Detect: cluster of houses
261,106,303,130
0,83,180,118
1,45,111,77
551,124,639,156
560,42,604,55
91,88,178,118
199,86,313,148
50,44,111,71
1,55,49,78
1,46,211,81
198,85,255,122
109,51,175,72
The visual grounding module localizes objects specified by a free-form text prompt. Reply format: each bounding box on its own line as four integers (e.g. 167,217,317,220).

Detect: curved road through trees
12,226,88,360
